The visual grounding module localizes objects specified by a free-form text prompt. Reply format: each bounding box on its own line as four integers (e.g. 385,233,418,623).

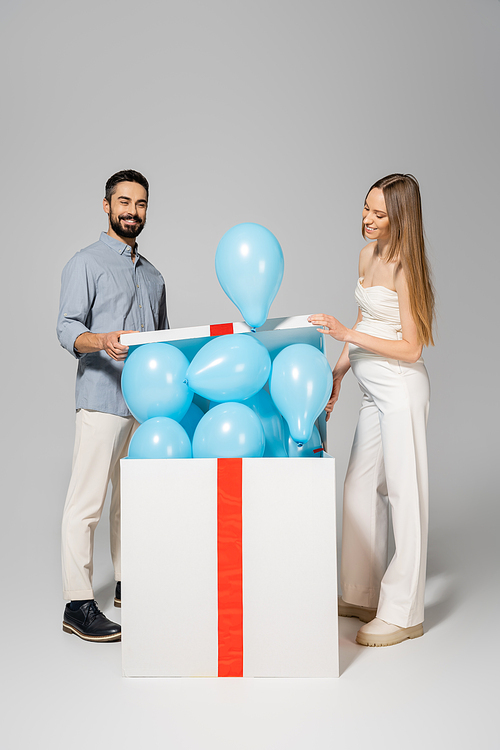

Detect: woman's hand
325,375,343,421
308,314,349,342
308,314,354,420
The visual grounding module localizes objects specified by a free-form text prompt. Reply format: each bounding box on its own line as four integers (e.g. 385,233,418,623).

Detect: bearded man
57,170,168,641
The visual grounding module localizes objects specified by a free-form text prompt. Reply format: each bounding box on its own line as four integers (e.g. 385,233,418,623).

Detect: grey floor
4,498,497,750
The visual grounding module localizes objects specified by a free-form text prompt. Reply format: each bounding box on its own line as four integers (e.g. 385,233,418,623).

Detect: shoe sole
338,604,377,623
62,622,121,642
114,598,121,608
356,623,424,647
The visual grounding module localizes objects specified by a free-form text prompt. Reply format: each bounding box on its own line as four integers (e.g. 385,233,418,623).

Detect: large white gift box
120,317,339,678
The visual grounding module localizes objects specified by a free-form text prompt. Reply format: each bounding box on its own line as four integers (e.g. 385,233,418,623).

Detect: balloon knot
183,379,188,385
296,442,303,448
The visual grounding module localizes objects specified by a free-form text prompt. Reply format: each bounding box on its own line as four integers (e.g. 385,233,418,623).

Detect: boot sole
356,623,424,647
114,598,121,608
62,622,121,642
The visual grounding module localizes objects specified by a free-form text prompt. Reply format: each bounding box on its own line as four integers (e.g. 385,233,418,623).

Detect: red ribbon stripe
217,457,244,677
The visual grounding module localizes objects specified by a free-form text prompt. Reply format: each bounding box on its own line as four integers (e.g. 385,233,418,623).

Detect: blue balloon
186,334,271,403
215,223,284,329
122,343,193,423
125,344,141,358
179,402,204,441
285,423,323,457
269,344,333,444
128,417,192,459
242,389,287,457
192,402,265,458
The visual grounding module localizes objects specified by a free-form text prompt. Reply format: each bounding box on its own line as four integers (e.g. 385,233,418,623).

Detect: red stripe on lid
210,323,234,337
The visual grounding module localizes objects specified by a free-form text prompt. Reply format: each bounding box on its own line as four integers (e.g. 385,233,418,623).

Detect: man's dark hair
105,170,149,203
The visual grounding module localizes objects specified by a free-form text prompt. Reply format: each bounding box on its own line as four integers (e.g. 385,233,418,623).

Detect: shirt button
139,305,142,308
137,284,140,288
141,324,144,328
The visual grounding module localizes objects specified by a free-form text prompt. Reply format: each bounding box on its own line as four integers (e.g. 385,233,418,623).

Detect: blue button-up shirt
57,232,168,416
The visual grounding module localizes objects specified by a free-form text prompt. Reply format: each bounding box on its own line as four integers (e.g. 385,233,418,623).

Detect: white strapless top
349,278,403,360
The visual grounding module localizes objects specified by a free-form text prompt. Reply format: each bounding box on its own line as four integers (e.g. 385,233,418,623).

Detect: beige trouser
340,356,430,628
61,409,138,600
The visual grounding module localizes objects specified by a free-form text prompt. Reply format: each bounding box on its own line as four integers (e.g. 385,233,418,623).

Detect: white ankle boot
338,597,378,623
356,617,424,647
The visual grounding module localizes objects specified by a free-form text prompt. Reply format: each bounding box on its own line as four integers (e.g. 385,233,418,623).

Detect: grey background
2,0,498,748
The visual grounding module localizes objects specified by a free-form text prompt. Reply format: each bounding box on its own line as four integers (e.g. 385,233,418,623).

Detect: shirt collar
99,231,140,259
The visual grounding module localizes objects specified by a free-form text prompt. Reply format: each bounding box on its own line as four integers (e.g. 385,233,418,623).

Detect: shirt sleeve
158,282,169,330
56,252,96,359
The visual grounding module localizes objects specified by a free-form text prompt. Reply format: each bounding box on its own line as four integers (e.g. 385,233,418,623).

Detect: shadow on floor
338,616,365,675
94,580,118,611
423,571,458,631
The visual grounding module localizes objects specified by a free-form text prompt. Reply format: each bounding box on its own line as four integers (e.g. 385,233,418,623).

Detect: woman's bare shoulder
359,242,376,275
394,264,410,295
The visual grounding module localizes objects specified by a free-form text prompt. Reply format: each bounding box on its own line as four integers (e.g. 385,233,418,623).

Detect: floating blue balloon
285,423,323,457
215,223,284,329
242,388,287,457
270,344,333,445
122,343,193,423
186,334,271,403
179,402,204,441
128,417,192,459
192,402,265,458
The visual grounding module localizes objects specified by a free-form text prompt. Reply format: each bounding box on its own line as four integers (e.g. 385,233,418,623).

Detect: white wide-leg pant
61,409,138,600
340,356,430,628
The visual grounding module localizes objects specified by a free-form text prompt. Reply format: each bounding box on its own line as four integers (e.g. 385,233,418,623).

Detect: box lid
120,314,325,361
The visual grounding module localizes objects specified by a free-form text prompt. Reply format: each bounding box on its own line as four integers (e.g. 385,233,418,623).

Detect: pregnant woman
309,173,435,647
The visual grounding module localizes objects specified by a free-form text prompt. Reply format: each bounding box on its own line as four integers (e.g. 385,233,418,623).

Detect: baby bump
350,355,430,413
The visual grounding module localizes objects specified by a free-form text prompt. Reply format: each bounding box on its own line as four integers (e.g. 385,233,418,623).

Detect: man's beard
110,212,145,240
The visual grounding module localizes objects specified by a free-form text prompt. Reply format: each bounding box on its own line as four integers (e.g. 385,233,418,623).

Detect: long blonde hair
363,173,435,346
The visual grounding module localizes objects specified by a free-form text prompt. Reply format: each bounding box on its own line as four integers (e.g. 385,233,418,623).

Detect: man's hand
74,330,137,360
100,331,137,361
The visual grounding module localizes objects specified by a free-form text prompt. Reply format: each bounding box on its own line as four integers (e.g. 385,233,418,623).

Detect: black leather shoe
63,601,121,642
114,581,121,608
